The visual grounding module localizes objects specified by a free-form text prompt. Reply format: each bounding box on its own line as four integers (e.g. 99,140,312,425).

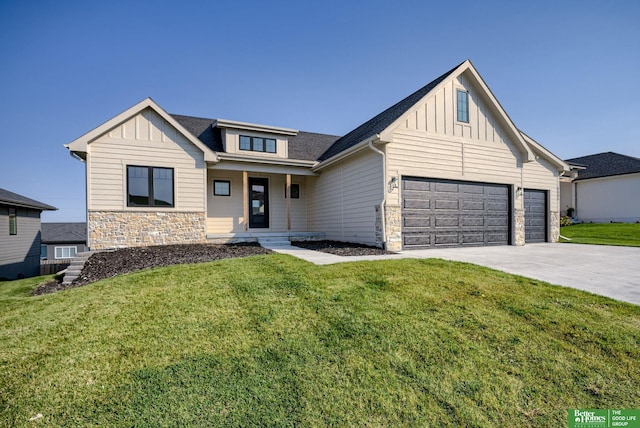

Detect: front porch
207,167,317,236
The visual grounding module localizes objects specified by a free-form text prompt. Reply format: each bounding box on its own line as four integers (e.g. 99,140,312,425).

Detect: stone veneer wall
550,211,559,242
384,204,402,252
514,208,525,246
88,211,206,250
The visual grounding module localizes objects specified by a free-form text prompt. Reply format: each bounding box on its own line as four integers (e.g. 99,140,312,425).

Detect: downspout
368,139,386,248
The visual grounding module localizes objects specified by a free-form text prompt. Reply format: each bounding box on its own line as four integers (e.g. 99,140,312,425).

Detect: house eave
213,119,298,136
213,153,316,168
312,135,382,172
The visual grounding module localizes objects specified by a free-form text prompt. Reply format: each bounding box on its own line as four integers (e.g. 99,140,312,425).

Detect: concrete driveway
398,243,640,306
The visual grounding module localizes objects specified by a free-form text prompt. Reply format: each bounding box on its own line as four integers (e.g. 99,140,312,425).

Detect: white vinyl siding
87,108,206,212
307,149,382,245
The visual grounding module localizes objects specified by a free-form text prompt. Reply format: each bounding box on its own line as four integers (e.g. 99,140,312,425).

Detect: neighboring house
65,60,568,252
561,152,640,222
41,222,87,260
0,188,56,280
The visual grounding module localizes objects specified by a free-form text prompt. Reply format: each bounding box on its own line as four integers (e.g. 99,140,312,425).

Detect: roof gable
318,60,535,163
565,152,640,180
66,98,218,162
317,62,461,162
0,188,56,211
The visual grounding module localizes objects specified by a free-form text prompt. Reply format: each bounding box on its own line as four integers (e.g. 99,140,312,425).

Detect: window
457,90,469,123
55,246,77,259
9,207,17,235
41,245,47,259
284,183,300,199
214,180,231,196
239,135,276,153
127,166,174,207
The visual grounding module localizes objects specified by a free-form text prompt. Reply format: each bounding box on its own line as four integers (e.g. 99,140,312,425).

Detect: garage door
524,189,547,243
402,177,510,249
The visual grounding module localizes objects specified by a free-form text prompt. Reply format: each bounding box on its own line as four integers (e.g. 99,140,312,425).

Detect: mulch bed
292,240,395,256
31,240,394,296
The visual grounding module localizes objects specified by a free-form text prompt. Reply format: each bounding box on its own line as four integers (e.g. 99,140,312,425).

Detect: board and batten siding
307,149,383,245
87,108,206,212
0,206,42,279
207,170,308,233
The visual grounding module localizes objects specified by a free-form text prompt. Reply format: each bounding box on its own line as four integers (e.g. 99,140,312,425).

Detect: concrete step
257,237,291,248
61,251,97,286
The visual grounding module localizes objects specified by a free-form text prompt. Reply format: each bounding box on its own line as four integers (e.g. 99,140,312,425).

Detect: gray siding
0,205,43,279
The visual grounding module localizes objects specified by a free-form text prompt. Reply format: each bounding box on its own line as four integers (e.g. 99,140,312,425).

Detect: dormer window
239,135,276,153
457,90,469,123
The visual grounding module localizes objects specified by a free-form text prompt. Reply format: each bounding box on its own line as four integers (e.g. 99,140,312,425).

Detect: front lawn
560,222,640,246
1,255,639,426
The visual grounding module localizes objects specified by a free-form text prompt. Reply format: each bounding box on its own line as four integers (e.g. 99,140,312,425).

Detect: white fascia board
312,135,382,172
210,159,318,176
520,131,570,172
64,97,219,162
213,119,298,136
215,153,316,168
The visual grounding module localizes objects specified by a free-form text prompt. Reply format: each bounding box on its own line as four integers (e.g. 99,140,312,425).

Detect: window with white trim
55,246,77,259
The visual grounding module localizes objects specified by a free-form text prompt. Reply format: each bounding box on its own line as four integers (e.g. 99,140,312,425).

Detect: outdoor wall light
388,176,399,192
516,186,523,197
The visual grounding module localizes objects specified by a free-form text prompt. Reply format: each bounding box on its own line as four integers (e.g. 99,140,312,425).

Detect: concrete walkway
264,243,640,305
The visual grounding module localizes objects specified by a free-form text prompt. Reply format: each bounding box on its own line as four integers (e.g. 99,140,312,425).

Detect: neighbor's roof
41,222,87,244
172,114,339,162
565,152,640,180
317,62,462,162
0,188,57,211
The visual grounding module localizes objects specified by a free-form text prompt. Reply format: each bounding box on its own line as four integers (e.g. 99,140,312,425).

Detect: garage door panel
463,200,485,211
435,199,459,210
404,198,431,209
462,217,484,227
403,217,430,227
402,177,510,249
434,182,459,192
524,189,547,243
403,234,431,246
435,217,459,227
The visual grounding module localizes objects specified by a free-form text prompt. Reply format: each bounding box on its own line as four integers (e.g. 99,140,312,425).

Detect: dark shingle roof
317,62,462,161
171,114,223,152
0,188,56,211
288,131,340,161
565,152,640,180
41,222,87,244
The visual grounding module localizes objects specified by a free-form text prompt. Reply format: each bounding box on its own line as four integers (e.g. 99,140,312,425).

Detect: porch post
286,174,291,231
243,171,248,231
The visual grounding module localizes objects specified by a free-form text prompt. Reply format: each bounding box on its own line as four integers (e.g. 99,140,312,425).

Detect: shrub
560,216,573,227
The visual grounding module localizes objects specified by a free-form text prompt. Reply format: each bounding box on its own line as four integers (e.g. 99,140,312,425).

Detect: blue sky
1,0,639,222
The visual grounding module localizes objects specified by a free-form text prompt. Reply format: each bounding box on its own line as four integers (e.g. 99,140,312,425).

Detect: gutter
367,138,386,248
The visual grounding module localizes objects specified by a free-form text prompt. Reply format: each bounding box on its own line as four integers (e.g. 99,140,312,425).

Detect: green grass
1,255,639,427
560,223,640,246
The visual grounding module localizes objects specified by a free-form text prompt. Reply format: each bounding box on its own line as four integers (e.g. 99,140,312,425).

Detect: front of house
66,60,569,252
